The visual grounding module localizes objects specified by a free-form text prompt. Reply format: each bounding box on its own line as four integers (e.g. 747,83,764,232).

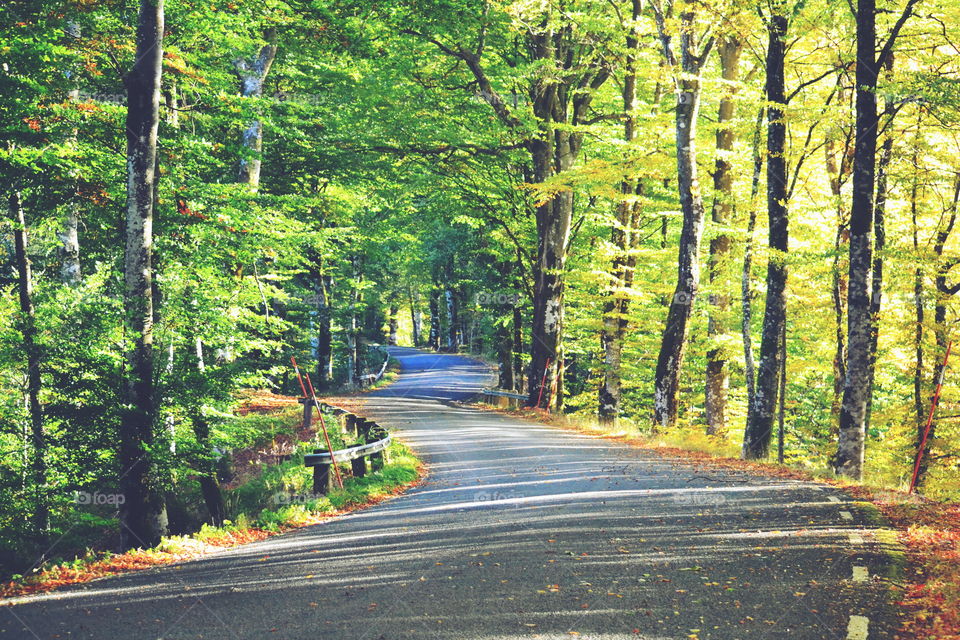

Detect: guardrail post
300,397,313,429
312,458,333,495
368,422,387,471
345,414,358,438
351,456,366,478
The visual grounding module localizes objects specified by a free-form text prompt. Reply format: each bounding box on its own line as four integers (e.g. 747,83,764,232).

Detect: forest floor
0,373,421,601
470,401,960,640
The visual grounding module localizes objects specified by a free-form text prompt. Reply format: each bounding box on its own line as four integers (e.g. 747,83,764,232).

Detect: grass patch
0,439,422,601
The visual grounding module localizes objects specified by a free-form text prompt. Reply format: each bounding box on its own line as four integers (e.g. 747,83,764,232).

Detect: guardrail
300,399,391,494
355,346,390,388
480,388,527,408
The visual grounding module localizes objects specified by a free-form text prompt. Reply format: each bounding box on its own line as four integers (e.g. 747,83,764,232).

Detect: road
3,348,899,639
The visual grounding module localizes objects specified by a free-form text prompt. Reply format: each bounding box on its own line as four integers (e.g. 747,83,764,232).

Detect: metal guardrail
355,346,390,387
300,398,391,494
482,389,527,400
304,435,391,466
480,388,527,408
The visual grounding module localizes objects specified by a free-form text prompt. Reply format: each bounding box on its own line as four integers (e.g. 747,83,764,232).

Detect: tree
9,190,48,537
119,0,167,549
599,0,644,426
705,34,743,434
650,0,715,429
835,0,920,478
743,5,789,460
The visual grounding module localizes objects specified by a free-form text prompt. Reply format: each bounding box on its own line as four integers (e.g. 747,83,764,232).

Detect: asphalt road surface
2,348,900,639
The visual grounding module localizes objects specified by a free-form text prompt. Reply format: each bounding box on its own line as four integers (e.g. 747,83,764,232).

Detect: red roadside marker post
910,341,952,494
291,357,344,490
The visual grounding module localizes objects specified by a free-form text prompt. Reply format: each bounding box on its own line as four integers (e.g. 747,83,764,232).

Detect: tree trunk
865,55,895,431
234,29,277,188
918,174,960,488
705,36,742,435
428,285,441,350
824,105,853,423
10,191,48,537
59,21,82,286
513,304,523,392
388,303,399,346
445,288,456,350
599,0,643,426
119,0,167,550
192,338,226,526
348,257,362,382
409,286,422,347
835,0,880,479
911,166,925,443
496,316,514,390
316,273,333,390
651,6,713,429
744,12,788,460
741,107,765,411
526,135,573,409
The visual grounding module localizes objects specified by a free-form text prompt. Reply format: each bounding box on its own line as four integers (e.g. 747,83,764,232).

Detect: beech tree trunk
348,257,362,381
10,191,48,537
513,304,523,392
834,0,919,479
824,102,853,423
744,12,788,460
61,35,82,287
234,29,277,188
388,303,399,346
911,168,925,444
445,287,459,351
651,4,713,429
428,285,441,349
316,272,333,390
526,135,574,409
741,108,766,410
917,174,960,488
191,339,226,526
409,286,422,347
119,0,167,550
598,0,643,426
835,0,880,479
865,55,895,431
705,36,742,434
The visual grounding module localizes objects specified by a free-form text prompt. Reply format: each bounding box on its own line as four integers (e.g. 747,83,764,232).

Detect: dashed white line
828,496,841,503
840,510,854,521
852,566,869,582
849,532,865,544
847,615,869,640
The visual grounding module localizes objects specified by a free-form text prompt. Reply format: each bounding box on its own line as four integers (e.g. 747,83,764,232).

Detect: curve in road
3,348,899,639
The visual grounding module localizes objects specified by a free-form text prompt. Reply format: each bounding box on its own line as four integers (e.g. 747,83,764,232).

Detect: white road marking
847,615,869,640
828,496,841,503
852,566,869,582
849,532,865,544
840,510,854,521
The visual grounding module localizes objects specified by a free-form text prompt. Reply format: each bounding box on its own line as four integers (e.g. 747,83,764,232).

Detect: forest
2,0,960,580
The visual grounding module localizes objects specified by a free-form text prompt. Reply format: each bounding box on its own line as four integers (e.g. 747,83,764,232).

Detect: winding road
3,348,900,639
